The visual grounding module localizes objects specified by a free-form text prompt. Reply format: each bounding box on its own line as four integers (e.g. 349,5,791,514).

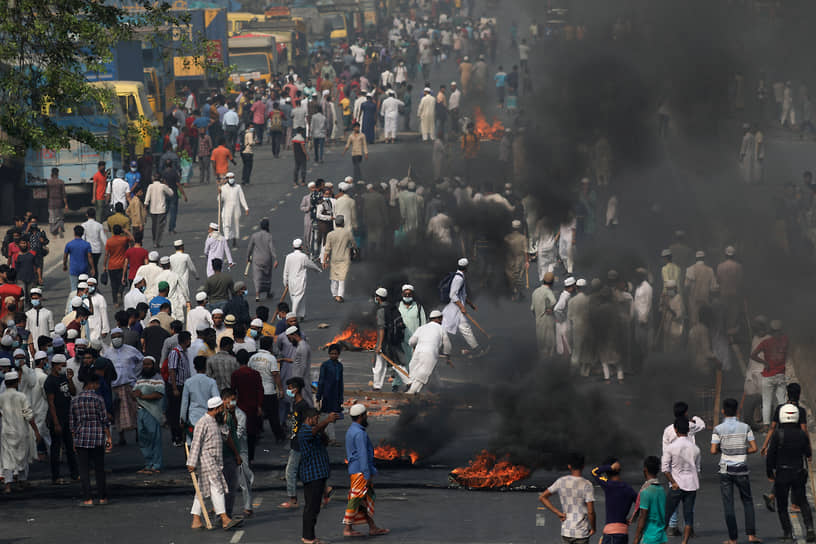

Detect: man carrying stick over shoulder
186,396,243,531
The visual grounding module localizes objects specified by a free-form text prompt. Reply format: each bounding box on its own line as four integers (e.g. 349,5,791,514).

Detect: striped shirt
69,390,109,449
712,417,755,474
168,346,190,386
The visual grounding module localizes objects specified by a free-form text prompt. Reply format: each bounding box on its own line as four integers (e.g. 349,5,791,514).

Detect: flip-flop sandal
322,487,335,506
369,528,390,537
136,469,152,474
343,531,365,538
79,502,94,508
279,501,299,509
223,518,244,530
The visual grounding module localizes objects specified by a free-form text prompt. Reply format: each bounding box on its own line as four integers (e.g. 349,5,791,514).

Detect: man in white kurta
21,352,51,448
441,259,481,354
135,251,163,299
219,174,249,245
334,181,358,230
124,276,149,311
533,219,559,282
282,239,321,320
407,311,451,394
322,216,355,301
86,278,109,341
567,279,591,374
187,292,214,340
380,91,404,142
553,277,576,356
169,240,200,290
204,223,234,277
156,257,189,322
0,371,40,487
417,88,436,141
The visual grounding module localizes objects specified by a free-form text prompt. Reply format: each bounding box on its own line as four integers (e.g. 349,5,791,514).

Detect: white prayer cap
4,370,19,382
695,250,705,259
380,182,388,190
450,81,457,86
292,238,303,248
0,357,10,366
770,319,783,331
458,258,469,267
173,239,184,247
429,310,443,319
407,181,417,190
366,91,375,98
564,277,576,287
66,329,79,340
375,287,388,298
212,308,224,316
207,396,223,409
54,323,67,336
285,312,297,320
307,181,316,188
322,89,330,95
285,325,299,336
325,181,333,188
250,318,263,328
89,339,102,351
195,321,209,331
13,348,26,358
148,251,159,261
78,274,89,282
159,256,170,265
143,355,156,363
111,327,123,335
30,287,42,295
209,222,219,230
133,275,145,284
401,284,415,292
75,338,88,347
71,296,84,308
195,291,208,302
349,403,367,417
511,219,522,229
34,350,47,360
423,87,431,92
366,183,374,190
226,172,235,179
87,277,98,285
52,354,67,364
660,249,672,257
387,89,395,95
77,282,88,290
725,245,736,256
338,182,349,191
285,97,291,102
576,278,587,287
224,314,237,325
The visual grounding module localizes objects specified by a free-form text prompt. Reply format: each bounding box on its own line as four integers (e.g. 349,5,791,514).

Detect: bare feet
369,527,390,536
343,528,364,537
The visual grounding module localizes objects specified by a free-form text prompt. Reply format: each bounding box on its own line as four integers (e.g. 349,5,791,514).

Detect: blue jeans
601,534,628,544
313,137,325,162
70,274,79,291
137,409,163,470
666,488,696,530
719,473,756,540
285,449,302,498
167,195,179,233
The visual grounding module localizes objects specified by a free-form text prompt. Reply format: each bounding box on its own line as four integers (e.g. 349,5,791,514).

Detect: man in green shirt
634,456,667,544
132,356,165,473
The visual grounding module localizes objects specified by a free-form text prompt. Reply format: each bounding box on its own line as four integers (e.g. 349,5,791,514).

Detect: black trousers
294,160,307,184
166,383,184,442
223,455,239,517
109,268,124,303
263,394,285,441
270,130,283,157
77,446,106,501
241,153,254,185
775,468,814,534
302,478,326,540
91,253,101,278
48,418,78,481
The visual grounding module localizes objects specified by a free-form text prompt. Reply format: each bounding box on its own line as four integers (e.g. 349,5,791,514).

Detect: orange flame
450,450,531,488
374,441,420,464
322,323,377,351
473,107,505,140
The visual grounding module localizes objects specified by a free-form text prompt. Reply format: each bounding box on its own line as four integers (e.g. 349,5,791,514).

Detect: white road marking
229,529,244,543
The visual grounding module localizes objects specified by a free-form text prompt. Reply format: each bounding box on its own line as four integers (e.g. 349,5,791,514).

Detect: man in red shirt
103,224,132,308
230,349,263,462
0,264,22,323
210,140,234,184
92,161,109,222
123,231,149,288
751,319,788,431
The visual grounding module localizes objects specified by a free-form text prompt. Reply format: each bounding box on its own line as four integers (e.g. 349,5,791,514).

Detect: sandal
343,530,364,537
279,501,299,509
137,468,153,474
322,486,335,506
223,518,243,530
369,528,390,537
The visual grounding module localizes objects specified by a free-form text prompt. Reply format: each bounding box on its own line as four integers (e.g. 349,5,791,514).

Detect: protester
539,452,596,543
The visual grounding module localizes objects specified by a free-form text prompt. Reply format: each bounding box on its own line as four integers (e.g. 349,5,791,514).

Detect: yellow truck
227,12,262,36
228,34,277,84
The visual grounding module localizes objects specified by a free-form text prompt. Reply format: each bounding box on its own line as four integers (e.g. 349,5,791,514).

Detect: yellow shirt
340,97,351,116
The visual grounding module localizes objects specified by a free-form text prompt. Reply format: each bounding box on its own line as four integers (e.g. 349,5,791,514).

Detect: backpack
383,304,406,346
160,346,182,382
269,110,283,132
438,271,463,303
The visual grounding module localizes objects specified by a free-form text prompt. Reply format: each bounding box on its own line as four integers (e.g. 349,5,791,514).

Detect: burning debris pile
449,451,531,489
473,107,505,140
373,442,420,464
321,323,377,351
343,397,408,418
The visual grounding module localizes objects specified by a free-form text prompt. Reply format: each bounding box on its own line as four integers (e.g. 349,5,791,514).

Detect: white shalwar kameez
553,290,572,356
134,262,163,299
417,94,436,141
204,233,234,277
156,268,189,322
441,271,478,350
220,183,249,242
380,96,404,140
282,250,321,319
0,388,36,483
533,222,559,282
406,321,452,394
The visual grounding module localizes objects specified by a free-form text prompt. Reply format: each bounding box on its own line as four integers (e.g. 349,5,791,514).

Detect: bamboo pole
378,351,410,379
185,442,213,530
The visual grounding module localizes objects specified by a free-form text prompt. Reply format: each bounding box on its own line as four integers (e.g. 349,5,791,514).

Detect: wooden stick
217,191,222,234
713,369,723,427
243,259,251,277
279,285,289,304
465,312,492,339
185,442,213,529
378,352,410,379
525,263,529,289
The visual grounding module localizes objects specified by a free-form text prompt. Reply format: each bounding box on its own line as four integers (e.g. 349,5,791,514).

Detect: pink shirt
251,101,266,125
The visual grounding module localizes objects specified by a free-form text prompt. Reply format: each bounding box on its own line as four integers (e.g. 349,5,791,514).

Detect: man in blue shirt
494,66,507,107
316,343,344,443
298,407,339,544
180,355,219,447
343,404,389,537
63,225,94,290
149,281,171,316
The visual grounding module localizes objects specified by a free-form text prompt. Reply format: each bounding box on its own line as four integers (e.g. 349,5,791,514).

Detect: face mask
58,367,67,376
31,299,40,307
81,293,88,300
43,363,50,372
285,389,296,398
15,358,25,367
249,329,258,338
215,412,226,424
131,167,137,172
79,319,88,326
139,286,146,293
47,347,54,355
111,337,123,348
402,297,413,304
228,179,236,185
88,286,96,294
229,400,237,408
12,341,19,349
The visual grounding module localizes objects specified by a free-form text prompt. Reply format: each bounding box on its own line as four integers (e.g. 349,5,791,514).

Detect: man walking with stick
186,396,243,531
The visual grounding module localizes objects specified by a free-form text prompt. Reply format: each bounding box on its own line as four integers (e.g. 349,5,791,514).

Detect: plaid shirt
298,424,330,483
206,352,239,391
168,346,190,386
69,390,109,449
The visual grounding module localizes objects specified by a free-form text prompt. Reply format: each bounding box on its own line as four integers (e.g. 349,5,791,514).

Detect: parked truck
228,34,277,84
